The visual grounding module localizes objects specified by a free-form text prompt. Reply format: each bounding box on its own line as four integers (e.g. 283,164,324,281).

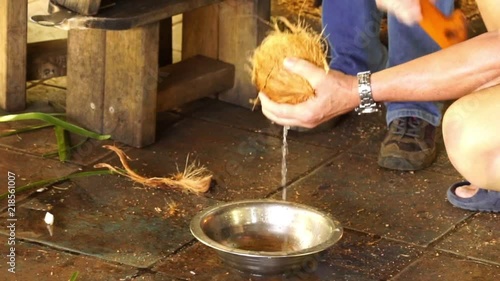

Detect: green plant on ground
69,271,79,281
0,112,111,161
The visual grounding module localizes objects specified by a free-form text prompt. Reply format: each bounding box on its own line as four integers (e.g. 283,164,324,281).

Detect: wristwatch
355,71,380,114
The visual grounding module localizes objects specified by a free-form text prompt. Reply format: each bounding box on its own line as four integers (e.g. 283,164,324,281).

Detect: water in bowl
221,232,298,252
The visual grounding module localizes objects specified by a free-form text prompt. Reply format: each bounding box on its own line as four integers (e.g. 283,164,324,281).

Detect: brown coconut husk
94,145,212,193
251,17,329,104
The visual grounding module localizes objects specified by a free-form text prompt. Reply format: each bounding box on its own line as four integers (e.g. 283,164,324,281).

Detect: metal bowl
190,199,343,275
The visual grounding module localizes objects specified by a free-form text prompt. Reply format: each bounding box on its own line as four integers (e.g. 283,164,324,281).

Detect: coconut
251,17,329,104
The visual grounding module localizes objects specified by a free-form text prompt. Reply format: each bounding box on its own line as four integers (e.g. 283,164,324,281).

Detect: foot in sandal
447,181,500,213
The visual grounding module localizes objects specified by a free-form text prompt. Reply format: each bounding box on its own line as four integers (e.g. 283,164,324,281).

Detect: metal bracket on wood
30,1,77,30
30,0,116,30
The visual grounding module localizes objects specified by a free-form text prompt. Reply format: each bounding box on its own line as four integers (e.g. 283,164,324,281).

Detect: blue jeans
322,0,454,126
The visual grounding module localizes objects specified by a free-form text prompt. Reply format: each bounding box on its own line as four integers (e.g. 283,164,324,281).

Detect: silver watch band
355,71,380,114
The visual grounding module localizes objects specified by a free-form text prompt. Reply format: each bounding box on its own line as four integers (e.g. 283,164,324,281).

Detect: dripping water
281,126,290,251
281,125,289,201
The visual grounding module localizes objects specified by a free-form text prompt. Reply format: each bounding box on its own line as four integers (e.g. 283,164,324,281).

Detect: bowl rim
190,199,343,258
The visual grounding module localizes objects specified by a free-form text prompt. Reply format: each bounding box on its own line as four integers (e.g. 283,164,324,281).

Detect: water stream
281,126,291,252
281,126,290,201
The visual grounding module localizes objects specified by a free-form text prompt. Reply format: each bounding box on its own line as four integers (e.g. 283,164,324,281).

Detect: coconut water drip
281,126,290,201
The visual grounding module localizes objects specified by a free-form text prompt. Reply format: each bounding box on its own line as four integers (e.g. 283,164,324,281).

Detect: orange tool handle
419,0,468,48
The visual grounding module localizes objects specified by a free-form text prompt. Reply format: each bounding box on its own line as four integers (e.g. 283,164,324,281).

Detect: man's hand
258,58,358,128
376,0,435,25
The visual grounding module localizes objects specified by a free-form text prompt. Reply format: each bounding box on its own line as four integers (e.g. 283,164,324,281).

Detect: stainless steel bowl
190,200,343,275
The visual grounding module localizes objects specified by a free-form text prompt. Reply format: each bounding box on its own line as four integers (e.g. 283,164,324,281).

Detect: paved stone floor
0,1,497,279
0,78,498,281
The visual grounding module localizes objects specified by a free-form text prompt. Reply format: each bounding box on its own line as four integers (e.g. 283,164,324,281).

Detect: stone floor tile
130,273,180,281
156,111,183,133
435,213,500,265
310,230,422,281
272,153,472,246
0,174,218,268
154,230,421,281
171,98,218,116
186,100,387,153
63,139,121,166
0,126,59,156
0,148,80,211
7,2,492,279
147,118,338,201
391,251,500,281
0,241,137,281
182,98,275,133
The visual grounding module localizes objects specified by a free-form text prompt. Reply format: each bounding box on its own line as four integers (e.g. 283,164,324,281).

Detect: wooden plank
157,55,234,112
182,4,219,60
27,39,67,81
51,0,224,30
103,22,159,148
66,29,106,133
217,0,271,108
0,0,27,111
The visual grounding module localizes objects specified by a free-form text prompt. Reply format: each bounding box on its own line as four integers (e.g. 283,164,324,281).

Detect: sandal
447,181,500,213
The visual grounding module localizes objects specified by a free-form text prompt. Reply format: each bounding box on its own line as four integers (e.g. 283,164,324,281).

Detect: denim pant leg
322,0,387,75
385,0,454,126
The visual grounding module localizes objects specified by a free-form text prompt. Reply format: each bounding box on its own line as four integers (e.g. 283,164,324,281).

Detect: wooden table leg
67,29,106,133
0,0,27,111
218,0,270,108
67,23,159,148
103,22,159,147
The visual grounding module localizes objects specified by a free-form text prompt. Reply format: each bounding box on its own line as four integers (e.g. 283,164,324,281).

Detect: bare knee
443,102,485,181
442,103,467,167
443,100,500,190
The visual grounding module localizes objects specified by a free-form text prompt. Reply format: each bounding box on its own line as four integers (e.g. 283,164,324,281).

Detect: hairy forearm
369,30,500,103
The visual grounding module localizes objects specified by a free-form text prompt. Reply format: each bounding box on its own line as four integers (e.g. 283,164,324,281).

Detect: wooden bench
0,1,174,109
2,0,270,147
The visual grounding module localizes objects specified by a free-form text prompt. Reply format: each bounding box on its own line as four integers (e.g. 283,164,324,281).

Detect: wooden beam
217,0,270,108
157,55,234,112
66,29,106,133
103,23,159,147
0,0,27,111
27,39,67,81
182,4,219,60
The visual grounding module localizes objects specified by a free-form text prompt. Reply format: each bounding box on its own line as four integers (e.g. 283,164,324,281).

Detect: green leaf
69,271,79,281
0,113,110,140
55,126,71,162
